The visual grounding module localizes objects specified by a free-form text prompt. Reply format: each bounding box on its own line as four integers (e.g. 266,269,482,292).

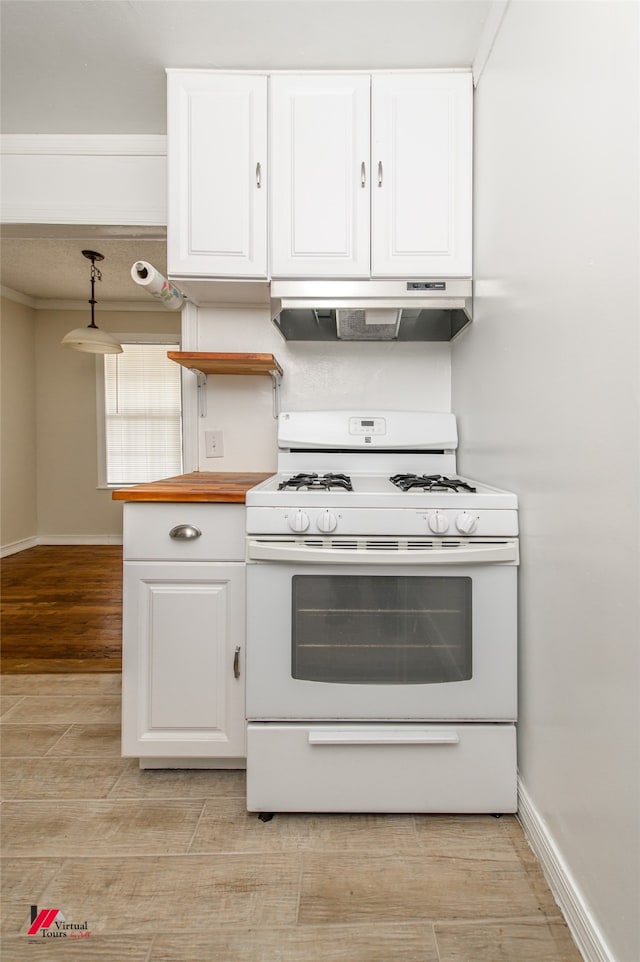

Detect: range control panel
348,417,386,436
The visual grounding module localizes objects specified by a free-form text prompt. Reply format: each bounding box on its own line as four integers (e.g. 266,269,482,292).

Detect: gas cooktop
246,411,518,537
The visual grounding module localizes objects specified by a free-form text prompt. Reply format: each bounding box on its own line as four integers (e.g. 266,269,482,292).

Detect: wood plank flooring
0,553,585,960
1,546,122,673
0,675,584,962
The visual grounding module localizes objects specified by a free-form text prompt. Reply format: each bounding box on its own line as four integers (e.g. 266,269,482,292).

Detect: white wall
192,307,452,471
453,4,639,961
1,297,38,551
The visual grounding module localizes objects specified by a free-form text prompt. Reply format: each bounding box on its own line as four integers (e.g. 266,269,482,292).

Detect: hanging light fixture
61,250,123,354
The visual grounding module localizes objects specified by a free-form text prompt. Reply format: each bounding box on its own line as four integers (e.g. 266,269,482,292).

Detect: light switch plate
205,429,224,458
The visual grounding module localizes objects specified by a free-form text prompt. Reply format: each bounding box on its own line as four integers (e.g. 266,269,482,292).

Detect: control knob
317,510,338,533
456,511,478,534
428,510,449,534
288,509,310,533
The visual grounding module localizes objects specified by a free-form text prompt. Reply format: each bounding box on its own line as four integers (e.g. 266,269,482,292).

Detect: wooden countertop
111,471,274,503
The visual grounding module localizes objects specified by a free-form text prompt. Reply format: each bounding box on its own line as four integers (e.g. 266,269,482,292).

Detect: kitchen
1,3,638,962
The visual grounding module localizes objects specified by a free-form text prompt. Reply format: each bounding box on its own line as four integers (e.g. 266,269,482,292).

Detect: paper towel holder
61,250,123,355
131,260,186,310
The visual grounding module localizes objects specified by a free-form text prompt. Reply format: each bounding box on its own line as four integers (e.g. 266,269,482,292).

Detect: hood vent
336,308,401,340
270,279,472,342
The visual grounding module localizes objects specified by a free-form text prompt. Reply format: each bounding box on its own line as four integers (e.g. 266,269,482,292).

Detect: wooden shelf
168,352,283,377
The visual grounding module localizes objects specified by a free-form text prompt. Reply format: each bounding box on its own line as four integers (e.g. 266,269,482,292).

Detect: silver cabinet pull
256,162,262,188
233,646,241,679
377,161,383,187
169,524,202,541
360,161,366,188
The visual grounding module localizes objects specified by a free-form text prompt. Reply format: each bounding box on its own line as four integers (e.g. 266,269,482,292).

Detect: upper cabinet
166,70,472,282
269,74,371,277
371,73,472,277
167,71,268,278
270,72,472,279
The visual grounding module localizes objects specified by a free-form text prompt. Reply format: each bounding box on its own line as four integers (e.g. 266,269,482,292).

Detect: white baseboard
38,536,123,546
1,537,38,558
1,536,122,557
517,777,615,962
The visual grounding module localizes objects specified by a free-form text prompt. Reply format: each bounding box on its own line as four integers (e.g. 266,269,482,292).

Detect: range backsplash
188,307,453,472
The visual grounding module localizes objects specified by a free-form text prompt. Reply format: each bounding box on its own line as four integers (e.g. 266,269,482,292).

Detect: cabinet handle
360,161,366,188
377,161,383,187
169,524,202,541
233,646,241,679
256,162,262,188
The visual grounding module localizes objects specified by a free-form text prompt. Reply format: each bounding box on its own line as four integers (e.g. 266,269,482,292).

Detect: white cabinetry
165,70,472,282
269,74,371,277
167,70,268,278
371,73,472,277
269,72,472,279
122,503,246,765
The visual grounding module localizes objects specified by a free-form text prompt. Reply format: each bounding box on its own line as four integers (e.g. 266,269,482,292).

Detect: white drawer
124,503,245,561
247,723,516,813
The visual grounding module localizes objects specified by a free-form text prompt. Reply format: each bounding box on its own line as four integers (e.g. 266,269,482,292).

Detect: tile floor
1,674,584,962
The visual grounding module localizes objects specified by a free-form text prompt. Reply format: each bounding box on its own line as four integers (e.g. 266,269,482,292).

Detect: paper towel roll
131,261,185,310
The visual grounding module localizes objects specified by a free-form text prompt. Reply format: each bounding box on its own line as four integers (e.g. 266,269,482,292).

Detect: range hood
270,279,473,342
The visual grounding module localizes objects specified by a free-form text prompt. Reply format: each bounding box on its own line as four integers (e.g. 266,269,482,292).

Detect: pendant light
61,250,123,354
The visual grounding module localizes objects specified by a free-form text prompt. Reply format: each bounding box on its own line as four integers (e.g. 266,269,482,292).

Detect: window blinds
103,343,183,485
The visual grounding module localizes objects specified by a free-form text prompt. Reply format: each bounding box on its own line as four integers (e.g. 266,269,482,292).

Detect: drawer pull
233,646,241,679
169,524,202,541
308,730,459,747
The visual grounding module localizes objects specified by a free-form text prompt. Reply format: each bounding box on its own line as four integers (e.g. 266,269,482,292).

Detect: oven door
246,538,518,722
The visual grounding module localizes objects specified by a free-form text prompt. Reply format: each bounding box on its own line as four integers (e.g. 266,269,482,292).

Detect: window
97,336,183,487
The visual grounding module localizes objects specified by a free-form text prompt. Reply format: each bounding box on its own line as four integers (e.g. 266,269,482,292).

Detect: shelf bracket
194,371,207,418
269,369,282,419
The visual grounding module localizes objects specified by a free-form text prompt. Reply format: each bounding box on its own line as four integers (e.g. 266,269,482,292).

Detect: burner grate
390,473,477,493
278,472,353,492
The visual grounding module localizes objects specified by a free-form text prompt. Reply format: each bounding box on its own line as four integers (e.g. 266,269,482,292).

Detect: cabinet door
371,73,472,277
270,74,370,277
167,72,268,278
122,562,245,758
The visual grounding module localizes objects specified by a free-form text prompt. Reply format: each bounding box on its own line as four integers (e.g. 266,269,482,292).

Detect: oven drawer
247,723,516,813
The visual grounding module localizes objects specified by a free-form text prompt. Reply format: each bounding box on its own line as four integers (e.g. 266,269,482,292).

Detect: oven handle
247,539,519,565
308,729,460,746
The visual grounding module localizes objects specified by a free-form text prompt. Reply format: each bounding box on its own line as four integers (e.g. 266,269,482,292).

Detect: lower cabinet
121,503,247,765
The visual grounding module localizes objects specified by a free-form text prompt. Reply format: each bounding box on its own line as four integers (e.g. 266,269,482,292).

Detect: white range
245,411,519,814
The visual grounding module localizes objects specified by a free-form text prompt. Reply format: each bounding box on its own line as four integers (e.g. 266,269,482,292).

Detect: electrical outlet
205,429,224,458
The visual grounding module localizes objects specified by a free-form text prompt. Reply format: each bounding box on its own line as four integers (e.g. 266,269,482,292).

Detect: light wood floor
0,674,584,962
1,546,122,673
0,549,584,960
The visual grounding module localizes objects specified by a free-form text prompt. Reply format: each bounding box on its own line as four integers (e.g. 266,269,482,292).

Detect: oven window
291,575,472,684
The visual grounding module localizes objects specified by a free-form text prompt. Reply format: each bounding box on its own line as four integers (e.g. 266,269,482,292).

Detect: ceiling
1,228,168,305
0,0,494,304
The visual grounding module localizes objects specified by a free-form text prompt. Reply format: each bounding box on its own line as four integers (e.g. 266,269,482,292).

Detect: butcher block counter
111,471,273,503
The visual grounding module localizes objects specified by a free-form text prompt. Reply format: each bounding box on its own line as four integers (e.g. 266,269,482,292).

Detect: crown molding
0,286,38,308
36,299,170,312
0,288,167,312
